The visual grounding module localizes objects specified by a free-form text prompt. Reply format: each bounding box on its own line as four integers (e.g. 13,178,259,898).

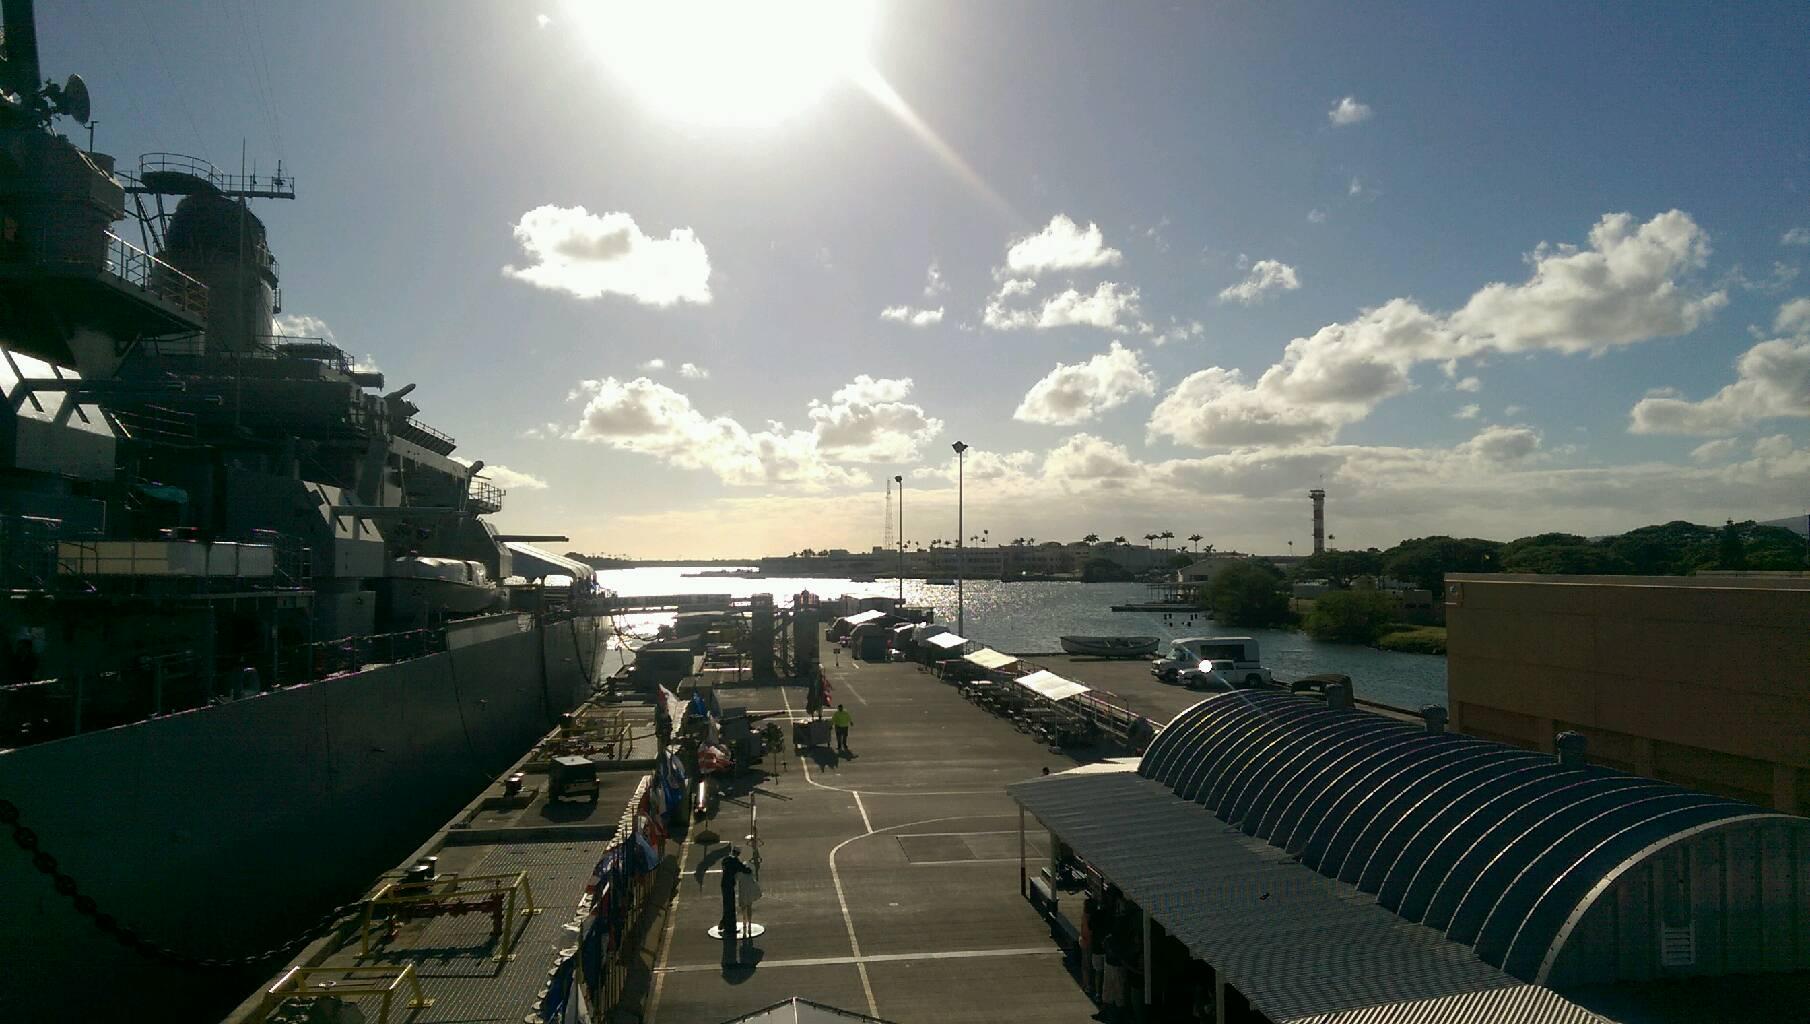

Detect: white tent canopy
837,609,888,627
923,632,969,650
963,648,1019,671
1016,669,1091,702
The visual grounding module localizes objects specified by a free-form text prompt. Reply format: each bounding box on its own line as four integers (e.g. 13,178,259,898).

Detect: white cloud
1348,177,1364,197
1455,376,1482,392
1783,227,1810,247
479,464,550,491
1753,434,1795,459
640,358,666,371
985,281,1140,331
1218,259,1301,304
1504,404,1524,416
806,375,943,462
271,313,333,340
1005,215,1122,276
1307,209,1327,224
1014,342,1158,426
679,362,708,379
1454,403,1481,420
1628,339,1810,435
1042,433,1140,481
503,205,711,306
1148,318,1205,347
880,304,946,327
923,261,947,298
1777,297,1810,335
1628,297,1810,436
1459,424,1541,462
1449,211,1725,354
1328,96,1373,126
1155,212,1728,450
1690,438,1740,463
591,430,1810,559
569,377,864,489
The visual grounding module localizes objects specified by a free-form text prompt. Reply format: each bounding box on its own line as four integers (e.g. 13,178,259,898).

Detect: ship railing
0,515,62,592
110,402,199,444
397,417,457,456
466,478,505,514
256,965,430,1024
136,152,297,200
101,231,210,319
291,629,447,683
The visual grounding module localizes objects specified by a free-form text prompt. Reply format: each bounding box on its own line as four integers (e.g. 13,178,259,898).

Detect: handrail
99,231,210,318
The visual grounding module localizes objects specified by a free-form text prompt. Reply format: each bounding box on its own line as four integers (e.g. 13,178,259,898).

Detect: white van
1151,636,1272,688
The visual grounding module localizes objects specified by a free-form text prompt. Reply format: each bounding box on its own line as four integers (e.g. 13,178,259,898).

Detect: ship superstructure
0,3,608,1019
1,0,518,742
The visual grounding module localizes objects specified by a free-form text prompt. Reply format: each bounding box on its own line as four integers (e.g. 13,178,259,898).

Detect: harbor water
596,567,1447,711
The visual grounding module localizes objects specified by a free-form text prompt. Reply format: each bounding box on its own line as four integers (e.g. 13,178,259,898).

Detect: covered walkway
1012,689,1810,1022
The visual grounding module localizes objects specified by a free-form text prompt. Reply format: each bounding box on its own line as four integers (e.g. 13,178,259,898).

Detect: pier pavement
640,655,1098,1024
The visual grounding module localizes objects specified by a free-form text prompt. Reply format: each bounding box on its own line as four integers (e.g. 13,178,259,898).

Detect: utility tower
883,477,895,551
1310,488,1327,554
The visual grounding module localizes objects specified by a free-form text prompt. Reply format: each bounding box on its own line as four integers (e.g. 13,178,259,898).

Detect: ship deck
228,653,1103,1024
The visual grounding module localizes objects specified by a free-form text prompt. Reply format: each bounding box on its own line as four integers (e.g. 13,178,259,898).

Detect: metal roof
1136,691,1785,981
1009,770,1611,1023
922,632,969,649
1016,669,1090,702
963,648,1019,670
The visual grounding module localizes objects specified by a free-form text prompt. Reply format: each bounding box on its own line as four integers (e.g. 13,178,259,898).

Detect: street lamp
895,474,904,604
951,441,968,635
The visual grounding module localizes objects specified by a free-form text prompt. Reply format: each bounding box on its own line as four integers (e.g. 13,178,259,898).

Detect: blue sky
43,1,1810,556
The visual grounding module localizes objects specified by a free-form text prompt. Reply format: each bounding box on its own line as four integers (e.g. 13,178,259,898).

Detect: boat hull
1060,634,1160,658
0,613,610,1022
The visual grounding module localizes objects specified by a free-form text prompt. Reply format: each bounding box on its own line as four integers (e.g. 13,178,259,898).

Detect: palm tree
1160,530,1175,549
1189,533,1203,552
1112,536,1127,545
1143,533,1156,547
1083,533,1100,546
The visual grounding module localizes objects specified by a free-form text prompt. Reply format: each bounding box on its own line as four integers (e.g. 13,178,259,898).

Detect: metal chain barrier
2,797,362,970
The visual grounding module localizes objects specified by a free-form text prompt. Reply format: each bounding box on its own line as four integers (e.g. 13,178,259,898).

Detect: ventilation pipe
1556,731,1588,768
1324,680,1352,710
1421,705,1448,736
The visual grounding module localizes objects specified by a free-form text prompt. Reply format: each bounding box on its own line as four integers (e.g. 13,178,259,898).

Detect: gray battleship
0,2,609,1018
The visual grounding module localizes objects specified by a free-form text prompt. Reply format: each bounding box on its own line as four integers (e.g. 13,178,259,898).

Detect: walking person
719,847,750,961
832,703,853,753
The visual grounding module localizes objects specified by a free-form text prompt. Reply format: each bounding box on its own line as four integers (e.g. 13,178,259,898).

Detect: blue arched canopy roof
1138,691,1778,980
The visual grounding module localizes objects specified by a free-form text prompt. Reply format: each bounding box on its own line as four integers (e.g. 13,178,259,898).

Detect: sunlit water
596,567,1447,710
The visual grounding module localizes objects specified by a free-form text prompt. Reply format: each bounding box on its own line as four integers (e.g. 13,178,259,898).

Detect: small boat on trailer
1060,634,1160,658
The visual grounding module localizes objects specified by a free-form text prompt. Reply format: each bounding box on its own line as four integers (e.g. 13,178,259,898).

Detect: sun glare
568,0,878,127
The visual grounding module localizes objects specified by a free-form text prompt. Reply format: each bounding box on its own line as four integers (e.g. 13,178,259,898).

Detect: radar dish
57,74,91,124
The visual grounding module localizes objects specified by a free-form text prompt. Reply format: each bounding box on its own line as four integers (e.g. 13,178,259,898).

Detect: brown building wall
1445,573,1810,813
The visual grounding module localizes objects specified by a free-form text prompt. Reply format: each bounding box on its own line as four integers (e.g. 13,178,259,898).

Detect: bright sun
566,0,879,127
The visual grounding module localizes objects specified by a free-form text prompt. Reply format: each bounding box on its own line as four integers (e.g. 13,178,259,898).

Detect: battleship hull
0,612,611,1022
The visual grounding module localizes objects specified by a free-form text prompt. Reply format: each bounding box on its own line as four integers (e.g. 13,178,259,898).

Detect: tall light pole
952,441,968,635
895,474,904,604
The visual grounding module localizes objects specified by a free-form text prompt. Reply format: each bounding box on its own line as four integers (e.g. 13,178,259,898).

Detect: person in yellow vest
831,704,853,754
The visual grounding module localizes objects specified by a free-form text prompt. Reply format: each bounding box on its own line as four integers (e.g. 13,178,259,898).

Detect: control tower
1310,488,1326,554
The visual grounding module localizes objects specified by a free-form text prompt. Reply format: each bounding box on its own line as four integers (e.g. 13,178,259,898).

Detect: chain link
3,797,363,970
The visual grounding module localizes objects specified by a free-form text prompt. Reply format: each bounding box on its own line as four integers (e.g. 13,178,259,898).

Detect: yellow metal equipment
256,965,432,1024
358,871,540,961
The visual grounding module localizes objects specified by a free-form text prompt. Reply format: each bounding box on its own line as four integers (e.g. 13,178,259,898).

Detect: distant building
1446,572,1810,812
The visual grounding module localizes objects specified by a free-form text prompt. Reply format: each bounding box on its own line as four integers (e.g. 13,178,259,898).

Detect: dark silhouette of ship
0,2,609,1017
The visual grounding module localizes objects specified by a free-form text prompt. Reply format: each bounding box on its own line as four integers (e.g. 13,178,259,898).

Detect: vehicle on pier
1151,636,1272,687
